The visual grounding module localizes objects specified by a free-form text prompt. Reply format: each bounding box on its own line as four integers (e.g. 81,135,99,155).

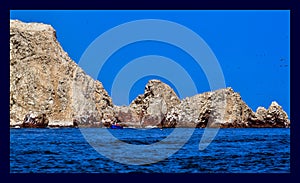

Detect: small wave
22,150,40,155
44,150,60,155
63,160,77,164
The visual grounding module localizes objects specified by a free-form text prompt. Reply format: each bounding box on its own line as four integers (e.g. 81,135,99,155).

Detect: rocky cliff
10,20,290,128
10,20,114,127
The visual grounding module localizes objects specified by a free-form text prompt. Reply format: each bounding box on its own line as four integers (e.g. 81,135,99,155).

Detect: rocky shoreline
10,20,290,129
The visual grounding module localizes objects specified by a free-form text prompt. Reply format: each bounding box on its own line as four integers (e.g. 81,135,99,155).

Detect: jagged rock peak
128,79,180,127
144,79,180,105
269,101,282,110
130,79,180,110
250,101,290,128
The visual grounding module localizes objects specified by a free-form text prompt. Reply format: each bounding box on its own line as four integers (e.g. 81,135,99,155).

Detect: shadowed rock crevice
10,20,290,128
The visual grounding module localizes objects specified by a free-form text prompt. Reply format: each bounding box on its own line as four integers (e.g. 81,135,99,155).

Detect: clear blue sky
10,10,290,116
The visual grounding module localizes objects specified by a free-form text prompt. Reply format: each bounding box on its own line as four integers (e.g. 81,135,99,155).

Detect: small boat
110,124,123,129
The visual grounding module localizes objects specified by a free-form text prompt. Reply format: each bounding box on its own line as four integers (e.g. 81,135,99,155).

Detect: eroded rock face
22,112,49,128
165,87,249,128
165,87,289,128
10,20,114,127
114,106,141,128
248,101,290,127
129,80,180,127
10,20,290,128
265,101,290,126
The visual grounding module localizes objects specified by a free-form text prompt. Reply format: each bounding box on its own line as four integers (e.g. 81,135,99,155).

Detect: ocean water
10,128,290,173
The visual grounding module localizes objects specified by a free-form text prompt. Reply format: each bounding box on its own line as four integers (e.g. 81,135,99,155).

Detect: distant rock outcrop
116,81,289,128
10,20,290,128
129,80,180,127
164,87,254,128
248,101,290,127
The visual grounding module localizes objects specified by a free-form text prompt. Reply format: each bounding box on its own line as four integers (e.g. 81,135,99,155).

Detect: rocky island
10,20,290,128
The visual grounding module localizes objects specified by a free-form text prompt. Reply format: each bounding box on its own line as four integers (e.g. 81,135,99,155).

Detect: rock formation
113,80,180,128
116,82,290,128
129,80,180,127
10,20,114,127
247,101,290,127
22,112,49,128
10,20,290,128
164,87,249,128
114,106,141,128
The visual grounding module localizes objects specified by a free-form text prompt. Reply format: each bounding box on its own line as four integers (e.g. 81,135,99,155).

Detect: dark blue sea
10,128,290,173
